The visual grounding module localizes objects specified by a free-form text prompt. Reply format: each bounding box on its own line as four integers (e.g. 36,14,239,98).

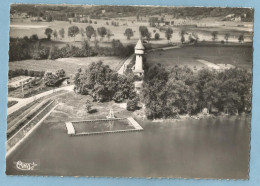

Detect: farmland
145,43,253,71
10,15,253,46
9,56,125,76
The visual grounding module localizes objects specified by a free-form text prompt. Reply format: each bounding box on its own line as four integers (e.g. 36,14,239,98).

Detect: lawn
51,92,133,122
145,43,253,71
9,56,125,76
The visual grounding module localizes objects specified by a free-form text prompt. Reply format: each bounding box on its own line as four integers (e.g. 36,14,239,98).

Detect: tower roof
135,39,145,50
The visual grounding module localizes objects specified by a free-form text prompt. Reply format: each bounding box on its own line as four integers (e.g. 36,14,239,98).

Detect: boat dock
127,117,143,130
65,122,75,135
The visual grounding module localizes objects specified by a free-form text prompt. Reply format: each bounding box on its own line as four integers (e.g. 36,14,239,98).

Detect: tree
85,98,93,113
155,33,160,40
80,28,85,40
44,28,53,40
106,29,113,41
55,69,66,78
139,26,149,39
165,28,173,43
149,17,159,27
68,26,79,41
97,27,107,42
59,28,65,39
238,34,244,44
43,72,59,87
46,14,53,22
124,28,134,40
180,30,186,44
189,32,199,44
141,64,168,119
113,91,124,103
147,32,151,43
85,25,95,41
127,99,138,111
29,34,39,41
53,30,58,40
212,31,218,41
224,33,230,43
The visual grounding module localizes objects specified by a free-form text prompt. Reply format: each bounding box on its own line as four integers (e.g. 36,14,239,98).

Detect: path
7,85,74,115
117,54,135,75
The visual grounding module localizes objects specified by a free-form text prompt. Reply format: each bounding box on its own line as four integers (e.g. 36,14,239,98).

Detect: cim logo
16,160,38,171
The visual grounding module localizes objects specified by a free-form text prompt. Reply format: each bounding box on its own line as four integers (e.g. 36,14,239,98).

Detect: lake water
6,115,250,179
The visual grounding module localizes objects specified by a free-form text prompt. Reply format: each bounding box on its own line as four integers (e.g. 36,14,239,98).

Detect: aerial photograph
6,4,253,179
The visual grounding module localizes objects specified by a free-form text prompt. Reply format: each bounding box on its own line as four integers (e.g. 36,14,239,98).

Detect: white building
133,39,145,76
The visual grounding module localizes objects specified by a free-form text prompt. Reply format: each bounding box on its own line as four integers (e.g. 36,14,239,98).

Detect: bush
127,99,138,111
155,33,160,40
113,91,124,103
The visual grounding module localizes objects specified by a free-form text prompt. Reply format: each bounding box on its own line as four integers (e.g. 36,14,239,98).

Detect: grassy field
52,92,132,122
145,43,253,71
9,56,125,76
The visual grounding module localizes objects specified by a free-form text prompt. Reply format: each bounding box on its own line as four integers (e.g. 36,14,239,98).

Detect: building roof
135,39,145,50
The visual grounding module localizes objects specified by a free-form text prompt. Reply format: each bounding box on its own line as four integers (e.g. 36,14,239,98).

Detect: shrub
127,99,138,111
155,33,160,40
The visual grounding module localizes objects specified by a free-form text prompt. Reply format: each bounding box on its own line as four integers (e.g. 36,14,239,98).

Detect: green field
9,56,125,76
145,44,253,71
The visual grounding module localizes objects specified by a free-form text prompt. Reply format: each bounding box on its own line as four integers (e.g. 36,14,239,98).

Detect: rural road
8,85,74,115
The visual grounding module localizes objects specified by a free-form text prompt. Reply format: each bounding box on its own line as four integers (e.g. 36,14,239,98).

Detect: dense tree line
142,64,251,119
74,61,136,103
9,36,134,61
11,5,253,22
8,69,45,79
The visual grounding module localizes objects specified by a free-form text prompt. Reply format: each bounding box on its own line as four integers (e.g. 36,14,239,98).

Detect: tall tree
59,28,65,39
238,34,244,44
106,29,113,41
165,28,173,43
85,25,95,41
154,33,160,40
212,31,218,41
44,28,53,40
80,28,85,40
53,30,58,40
139,26,149,39
124,28,134,40
68,26,79,41
180,30,186,44
224,33,230,43
97,27,107,42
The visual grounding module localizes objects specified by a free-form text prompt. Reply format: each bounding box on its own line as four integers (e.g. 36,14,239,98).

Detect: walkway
117,54,135,75
8,85,74,115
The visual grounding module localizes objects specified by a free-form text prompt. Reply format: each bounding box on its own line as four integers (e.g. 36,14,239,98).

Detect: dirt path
117,54,135,75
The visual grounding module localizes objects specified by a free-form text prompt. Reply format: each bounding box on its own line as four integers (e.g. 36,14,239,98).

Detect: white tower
133,39,144,76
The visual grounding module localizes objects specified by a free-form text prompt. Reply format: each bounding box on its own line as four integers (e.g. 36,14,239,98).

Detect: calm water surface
6,115,250,179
